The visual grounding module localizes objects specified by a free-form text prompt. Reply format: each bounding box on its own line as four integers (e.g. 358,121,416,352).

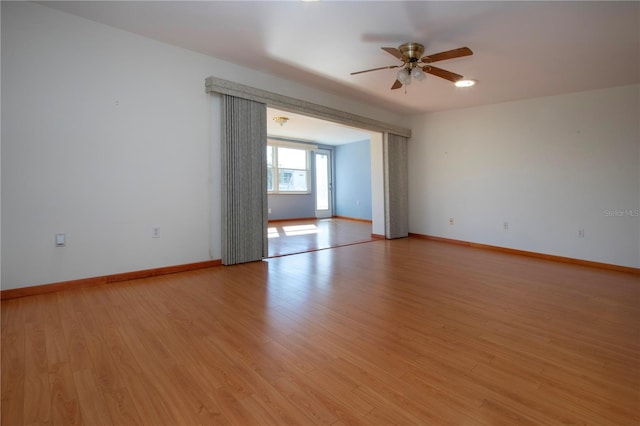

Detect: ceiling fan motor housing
398,42,425,62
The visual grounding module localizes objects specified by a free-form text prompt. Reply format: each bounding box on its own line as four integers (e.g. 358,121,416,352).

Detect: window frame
267,140,315,195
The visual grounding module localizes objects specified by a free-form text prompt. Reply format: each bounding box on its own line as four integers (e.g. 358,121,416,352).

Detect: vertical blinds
221,95,268,265
384,133,409,239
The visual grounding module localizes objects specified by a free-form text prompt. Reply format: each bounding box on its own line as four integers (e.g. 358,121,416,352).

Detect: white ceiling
40,1,640,143
267,108,373,145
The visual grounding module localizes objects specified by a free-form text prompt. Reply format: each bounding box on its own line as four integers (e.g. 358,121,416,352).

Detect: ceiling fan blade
421,47,473,64
391,79,403,90
423,65,464,83
351,65,399,75
381,47,404,60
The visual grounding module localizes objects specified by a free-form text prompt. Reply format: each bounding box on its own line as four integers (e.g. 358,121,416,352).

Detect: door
315,149,333,218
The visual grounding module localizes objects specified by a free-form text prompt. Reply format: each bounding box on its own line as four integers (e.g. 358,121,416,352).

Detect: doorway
315,149,332,218
264,107,385,257
207,76,411,263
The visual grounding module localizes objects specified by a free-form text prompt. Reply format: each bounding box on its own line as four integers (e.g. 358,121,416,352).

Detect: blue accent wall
335,139,372,220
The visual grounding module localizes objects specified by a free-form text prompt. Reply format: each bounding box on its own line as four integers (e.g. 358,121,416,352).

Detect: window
267,142,312,194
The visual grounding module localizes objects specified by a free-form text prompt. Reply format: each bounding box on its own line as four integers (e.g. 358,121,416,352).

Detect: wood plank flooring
2,237,639,425
268,218,373,258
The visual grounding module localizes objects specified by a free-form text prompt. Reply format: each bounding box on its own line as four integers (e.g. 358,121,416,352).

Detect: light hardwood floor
268,218,373,258
2,238,639,425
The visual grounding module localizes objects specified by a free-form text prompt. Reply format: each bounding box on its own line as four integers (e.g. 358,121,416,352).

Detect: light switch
55,233,66,247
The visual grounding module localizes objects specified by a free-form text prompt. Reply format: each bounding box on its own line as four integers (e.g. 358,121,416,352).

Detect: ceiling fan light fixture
411,67,426,81
396,68,410,83
454,79,476,88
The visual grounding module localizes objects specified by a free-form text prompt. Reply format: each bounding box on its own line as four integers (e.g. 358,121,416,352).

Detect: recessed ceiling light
455,79,476,88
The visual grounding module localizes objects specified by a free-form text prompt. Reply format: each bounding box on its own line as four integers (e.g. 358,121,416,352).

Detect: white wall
370,132,385,236
1,2,407,290
0,2,3,284
408,84,640,268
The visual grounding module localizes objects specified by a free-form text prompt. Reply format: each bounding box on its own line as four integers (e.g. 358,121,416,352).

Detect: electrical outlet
449,217,454,225
55,233,66,247
578,229,585,238
152,227,160,238
503,221,509,230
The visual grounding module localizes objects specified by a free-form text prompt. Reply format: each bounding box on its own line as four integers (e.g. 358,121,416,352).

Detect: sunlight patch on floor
283,224,319,236
267,227,280,238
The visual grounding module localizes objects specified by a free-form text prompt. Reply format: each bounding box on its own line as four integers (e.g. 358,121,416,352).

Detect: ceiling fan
351,42,473,90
